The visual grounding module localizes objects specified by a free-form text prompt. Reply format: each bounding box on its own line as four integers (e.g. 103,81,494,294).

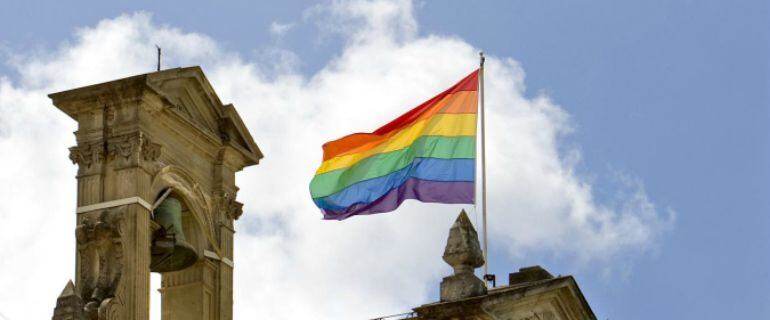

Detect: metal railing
370,311,417,320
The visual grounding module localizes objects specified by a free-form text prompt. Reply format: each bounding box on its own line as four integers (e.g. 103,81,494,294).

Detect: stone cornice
49,75,150,119
414,276,596,320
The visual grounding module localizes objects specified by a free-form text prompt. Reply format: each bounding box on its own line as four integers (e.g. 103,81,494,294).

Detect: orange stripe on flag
322,90,477,161
321,70,479,161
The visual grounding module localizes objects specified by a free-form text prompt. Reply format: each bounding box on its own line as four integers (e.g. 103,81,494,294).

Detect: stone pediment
146,69,222,138
146,67,262,165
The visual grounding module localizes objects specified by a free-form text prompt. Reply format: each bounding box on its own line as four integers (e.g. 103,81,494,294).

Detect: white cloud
0,2,673,319
269,21,295,37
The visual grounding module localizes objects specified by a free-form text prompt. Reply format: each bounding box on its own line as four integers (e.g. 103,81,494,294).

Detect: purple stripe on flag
320,178,474,220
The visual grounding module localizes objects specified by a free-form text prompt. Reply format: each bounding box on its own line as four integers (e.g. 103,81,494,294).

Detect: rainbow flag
310,70,479,220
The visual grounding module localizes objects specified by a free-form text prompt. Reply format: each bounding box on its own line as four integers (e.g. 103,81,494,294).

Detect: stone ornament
440,209,487,302
69,132,162,176
107,132,162,170
73,207,125,319
219,191,244,221
53,280,84,320
69,142,105,176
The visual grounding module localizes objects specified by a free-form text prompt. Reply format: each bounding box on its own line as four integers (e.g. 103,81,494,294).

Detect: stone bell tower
48,67,262,320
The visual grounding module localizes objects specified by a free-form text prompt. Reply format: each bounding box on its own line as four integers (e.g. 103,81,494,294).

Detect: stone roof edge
414,275,597,319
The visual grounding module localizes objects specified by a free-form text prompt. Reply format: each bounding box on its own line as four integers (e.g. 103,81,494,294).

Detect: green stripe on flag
310,135,475,198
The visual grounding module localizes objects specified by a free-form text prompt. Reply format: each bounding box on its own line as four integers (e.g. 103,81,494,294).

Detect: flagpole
479,51,489,279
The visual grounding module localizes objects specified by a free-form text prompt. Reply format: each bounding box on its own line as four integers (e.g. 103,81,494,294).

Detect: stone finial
59,280,76,297
442,210,485,271
440,210,487,302
52,280,83,320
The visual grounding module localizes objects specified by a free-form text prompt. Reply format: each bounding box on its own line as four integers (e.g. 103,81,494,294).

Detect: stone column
52,93,160,320
100,130,158,319
71,129,158,320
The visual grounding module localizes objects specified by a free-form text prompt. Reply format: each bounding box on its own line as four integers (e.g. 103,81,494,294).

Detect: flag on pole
310,70,479,220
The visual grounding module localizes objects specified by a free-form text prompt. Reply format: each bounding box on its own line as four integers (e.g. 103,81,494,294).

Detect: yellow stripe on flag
316,113,477,174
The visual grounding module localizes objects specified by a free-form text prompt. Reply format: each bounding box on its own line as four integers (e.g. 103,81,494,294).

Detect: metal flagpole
479,51,489,278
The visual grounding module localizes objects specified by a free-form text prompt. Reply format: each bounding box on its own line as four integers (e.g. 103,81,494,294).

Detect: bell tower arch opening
151,188,204,320
149,184,230,320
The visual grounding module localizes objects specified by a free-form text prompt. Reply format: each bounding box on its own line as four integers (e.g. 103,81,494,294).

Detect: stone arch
150,166,220,256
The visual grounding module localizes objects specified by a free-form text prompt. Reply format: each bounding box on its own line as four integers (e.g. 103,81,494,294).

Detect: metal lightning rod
155,45,161,71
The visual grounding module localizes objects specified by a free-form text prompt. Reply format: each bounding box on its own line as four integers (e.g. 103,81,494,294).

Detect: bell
150,196,199,272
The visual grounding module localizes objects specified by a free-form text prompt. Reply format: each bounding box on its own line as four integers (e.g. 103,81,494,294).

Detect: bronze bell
150,196,199,272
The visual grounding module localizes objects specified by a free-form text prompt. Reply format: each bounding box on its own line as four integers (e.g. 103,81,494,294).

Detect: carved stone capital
218,191,244,221
107,132,162,171
69,142,105,176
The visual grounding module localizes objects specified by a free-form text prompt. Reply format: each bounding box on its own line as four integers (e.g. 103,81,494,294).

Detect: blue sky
0,1,768,319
